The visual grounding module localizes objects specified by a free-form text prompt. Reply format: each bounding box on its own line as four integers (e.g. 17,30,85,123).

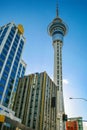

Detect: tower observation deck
47,3,68,130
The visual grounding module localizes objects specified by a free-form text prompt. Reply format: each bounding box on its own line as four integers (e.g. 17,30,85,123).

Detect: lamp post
69,97,87,130
69,97,87,101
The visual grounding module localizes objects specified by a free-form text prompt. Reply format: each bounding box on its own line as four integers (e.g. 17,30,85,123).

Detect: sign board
0,115,5,122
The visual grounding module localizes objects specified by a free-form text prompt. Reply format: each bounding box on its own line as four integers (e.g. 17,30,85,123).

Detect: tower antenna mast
56,0,59,17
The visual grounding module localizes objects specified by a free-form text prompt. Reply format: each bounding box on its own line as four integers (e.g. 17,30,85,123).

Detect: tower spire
56,0,58,17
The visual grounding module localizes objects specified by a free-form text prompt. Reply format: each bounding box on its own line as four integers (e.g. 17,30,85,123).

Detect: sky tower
48,2,68,130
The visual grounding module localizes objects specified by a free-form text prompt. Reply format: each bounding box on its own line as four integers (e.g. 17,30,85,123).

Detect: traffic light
62,114,68,121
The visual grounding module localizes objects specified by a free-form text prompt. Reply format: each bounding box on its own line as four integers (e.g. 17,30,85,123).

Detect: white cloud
63,79,69,85
83,122,87,130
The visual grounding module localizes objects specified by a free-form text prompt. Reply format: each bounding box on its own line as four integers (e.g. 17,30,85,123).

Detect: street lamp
69,97,87,101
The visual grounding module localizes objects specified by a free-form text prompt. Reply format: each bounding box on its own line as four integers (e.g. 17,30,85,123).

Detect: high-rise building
48,4,68,130
0,22,26,108
13,72,57,130
9,59,27,109
66,117,83,130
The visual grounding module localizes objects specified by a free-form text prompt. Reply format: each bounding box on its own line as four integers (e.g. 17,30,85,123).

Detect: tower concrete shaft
48,14,67,130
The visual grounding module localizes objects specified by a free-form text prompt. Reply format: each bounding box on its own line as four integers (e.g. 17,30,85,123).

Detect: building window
13,41,17,48
2,71,8,79
6,60,11,67
0,77,6,86
0,94,2,101
51,97,56,107
5,90,11,97
7,83,13,90
57,75,59,79
3,97,9,104
57,66,59,69
0,53,5,61
8,55,13,63
33,121,36,129
6,39,11,47
2,48,8,56
4,65,10,73
11,27,15,34
8,35,13,42
0,85,4,92
0,60,4,71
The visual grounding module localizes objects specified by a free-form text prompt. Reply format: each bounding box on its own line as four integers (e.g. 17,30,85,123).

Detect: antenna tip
56,0,58,17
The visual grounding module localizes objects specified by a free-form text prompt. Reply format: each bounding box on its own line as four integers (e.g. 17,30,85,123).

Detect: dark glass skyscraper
0,22,26,107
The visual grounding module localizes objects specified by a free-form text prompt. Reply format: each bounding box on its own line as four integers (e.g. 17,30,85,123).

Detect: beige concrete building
13,72,57,130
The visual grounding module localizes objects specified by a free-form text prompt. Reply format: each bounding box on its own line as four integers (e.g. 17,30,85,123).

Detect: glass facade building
0,22,26,108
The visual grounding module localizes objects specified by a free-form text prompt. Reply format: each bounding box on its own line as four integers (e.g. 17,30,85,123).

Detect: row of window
0,26,9,45
0,39,11,71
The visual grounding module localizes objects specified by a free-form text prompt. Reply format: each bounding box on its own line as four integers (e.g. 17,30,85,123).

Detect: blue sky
0,0,87,127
